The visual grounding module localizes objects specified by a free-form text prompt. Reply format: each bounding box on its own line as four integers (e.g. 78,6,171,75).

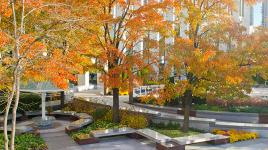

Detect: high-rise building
234,0,268,33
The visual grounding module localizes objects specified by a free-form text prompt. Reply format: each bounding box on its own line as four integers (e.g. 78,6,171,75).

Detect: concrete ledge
132,103,267,124
196,110,259,123
153,113,215,132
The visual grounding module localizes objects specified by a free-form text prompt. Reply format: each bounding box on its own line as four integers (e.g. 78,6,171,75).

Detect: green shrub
63,99,111,116
19,93,42,112
92,108,109,120
102,110,113,122
71,120,121,139
120,114,148,129
150,122,180,130
120,111,148,129
0,133,47,150
0,93,41,113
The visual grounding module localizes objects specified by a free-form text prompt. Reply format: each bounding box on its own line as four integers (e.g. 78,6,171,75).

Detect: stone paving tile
79,137,155,150
186,138,268,150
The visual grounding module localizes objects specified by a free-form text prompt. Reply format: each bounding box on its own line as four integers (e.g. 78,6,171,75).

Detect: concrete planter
74,136,99,145
259,113,268,124
177,109,196,117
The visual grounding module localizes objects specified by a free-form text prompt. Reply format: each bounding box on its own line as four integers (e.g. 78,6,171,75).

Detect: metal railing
133,85,164,97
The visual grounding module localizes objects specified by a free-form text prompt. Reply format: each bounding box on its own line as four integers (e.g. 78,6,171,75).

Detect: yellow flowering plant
212,129,259,143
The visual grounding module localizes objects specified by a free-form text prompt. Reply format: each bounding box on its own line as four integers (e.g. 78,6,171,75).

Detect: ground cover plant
70,120,123,140
0,133,47,150
212,129,259,143
64,99,149,128
149,122,201,138
65,99,149,141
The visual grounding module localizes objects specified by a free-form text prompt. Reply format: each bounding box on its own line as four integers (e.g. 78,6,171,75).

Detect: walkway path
38,120,155,150
187,138,268,150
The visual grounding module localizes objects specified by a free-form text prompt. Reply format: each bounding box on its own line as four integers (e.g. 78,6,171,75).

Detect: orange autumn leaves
80,0,173,91
0,1,12,18
23,49,83,89
0,32,9,48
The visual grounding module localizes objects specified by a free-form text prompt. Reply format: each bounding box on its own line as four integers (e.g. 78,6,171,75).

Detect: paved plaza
12,92,268,150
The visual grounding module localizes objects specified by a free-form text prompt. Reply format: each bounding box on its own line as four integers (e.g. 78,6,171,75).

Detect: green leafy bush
63,99,111,116
71,120,122,139
101,109,149,129
92,108,109,120
149,122,200,138
0,93,41,113
0,133,47,150
120,113,148,129
19,93,41,112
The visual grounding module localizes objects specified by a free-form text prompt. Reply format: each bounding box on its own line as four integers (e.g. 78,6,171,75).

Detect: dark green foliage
71,120,121,139
92,108,109,120
0,93,41,113
149,122,201,138
19,93,41,112
0,133,47,150
253,74,266,85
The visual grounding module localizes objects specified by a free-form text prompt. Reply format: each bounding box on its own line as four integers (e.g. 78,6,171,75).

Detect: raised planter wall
259,113,268,124
151,115,215,132
134,103,268,124
196,111,259,124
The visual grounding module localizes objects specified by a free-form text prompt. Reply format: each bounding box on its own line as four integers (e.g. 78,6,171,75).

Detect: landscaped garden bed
149,123,201,138
212,129,259,143
64,99,150,144
0,133,48,150
73,133,99,145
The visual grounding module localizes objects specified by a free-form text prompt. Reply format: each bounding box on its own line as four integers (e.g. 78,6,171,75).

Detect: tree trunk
129,90,133,104
112,88,120,123
128,74,134,104
60,91,65,108
103,81,107,95
182,90,192,132
3,84,16,150
10,76,20,150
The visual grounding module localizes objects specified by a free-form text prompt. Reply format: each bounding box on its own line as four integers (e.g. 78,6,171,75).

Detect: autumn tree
0,1,91,149
75,0,173,123
141,0,268,132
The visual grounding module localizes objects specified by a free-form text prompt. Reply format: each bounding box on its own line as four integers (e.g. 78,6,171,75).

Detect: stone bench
91,127,135,138
50,110,77,120
135,128,183,150
171,133,229,149
74,113,92,120
65,118,93,133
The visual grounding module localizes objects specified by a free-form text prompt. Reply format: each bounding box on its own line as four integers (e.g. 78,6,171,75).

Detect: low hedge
19,93,41,112
63,98,111,120
0,93,41,113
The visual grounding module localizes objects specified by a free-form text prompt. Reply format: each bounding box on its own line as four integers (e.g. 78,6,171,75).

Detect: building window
250,2,263,27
